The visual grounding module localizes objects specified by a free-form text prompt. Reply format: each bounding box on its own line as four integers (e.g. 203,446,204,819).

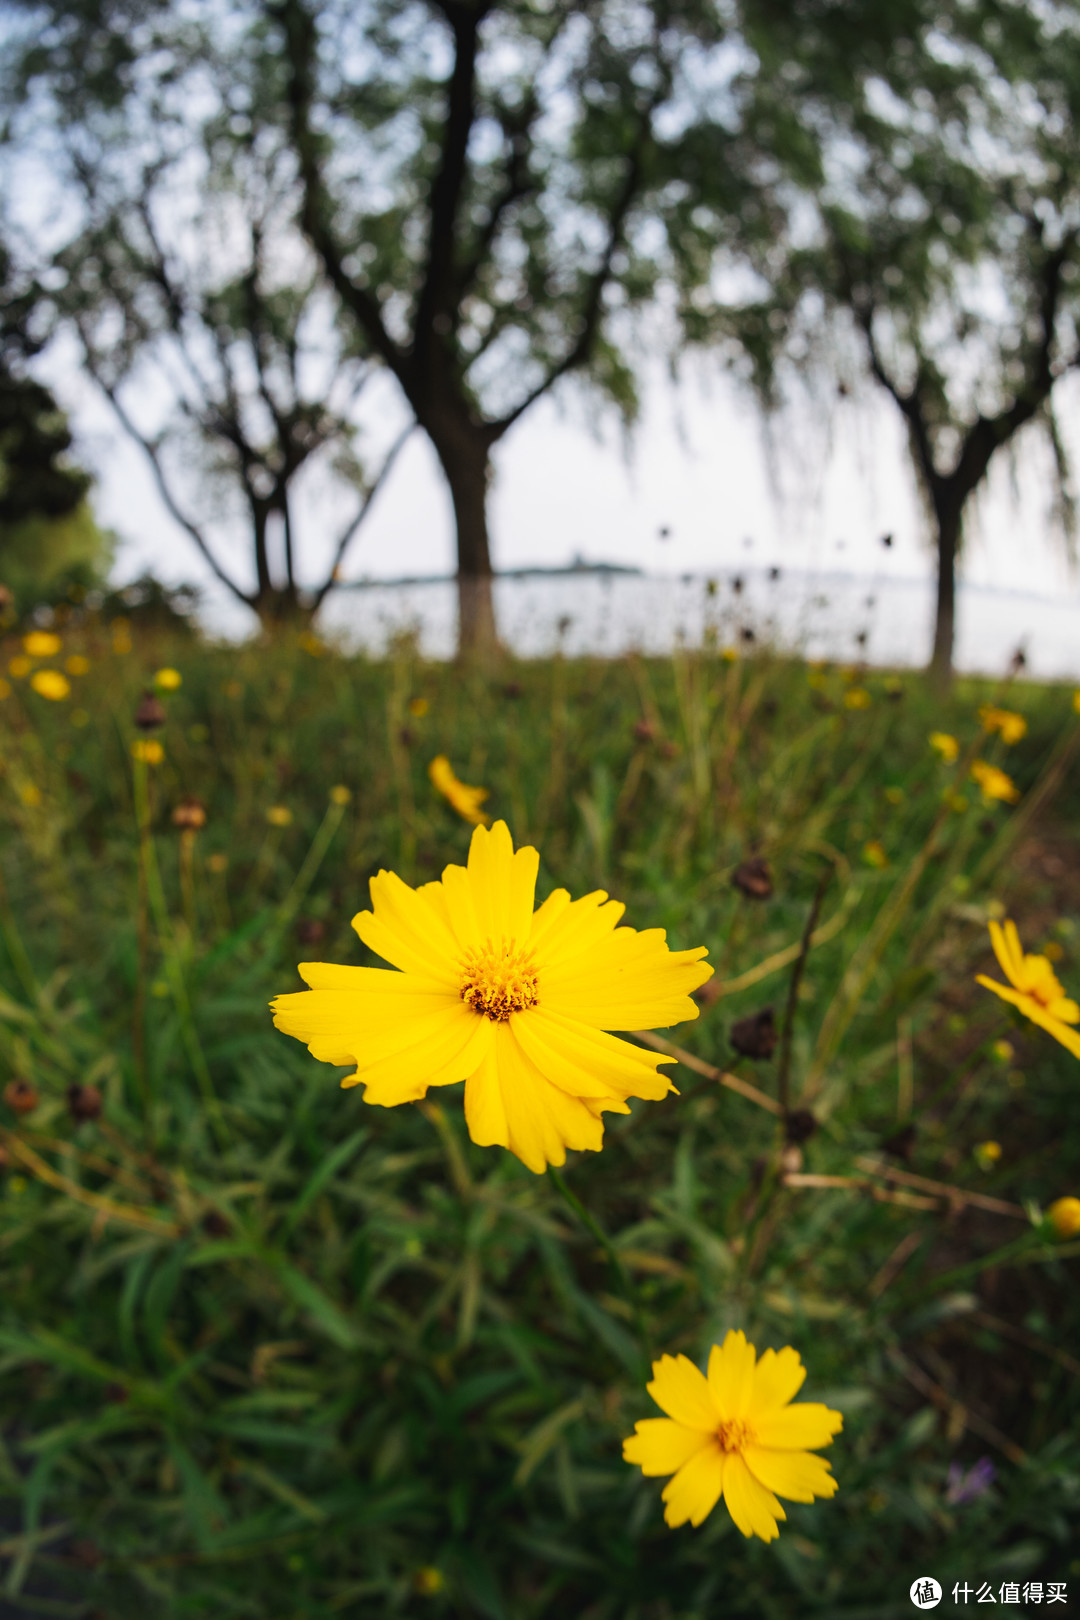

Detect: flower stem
548,1165,650,1355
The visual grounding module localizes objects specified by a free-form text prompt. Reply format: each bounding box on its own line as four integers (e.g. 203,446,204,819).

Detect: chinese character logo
911,1577,943,1609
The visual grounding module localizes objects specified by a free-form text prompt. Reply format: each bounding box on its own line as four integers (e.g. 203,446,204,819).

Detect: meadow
0,605,1079,1620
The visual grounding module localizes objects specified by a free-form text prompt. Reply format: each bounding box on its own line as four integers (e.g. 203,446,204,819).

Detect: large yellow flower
976,919,1080,1060
271,821,712,1172
623,1331,842,1541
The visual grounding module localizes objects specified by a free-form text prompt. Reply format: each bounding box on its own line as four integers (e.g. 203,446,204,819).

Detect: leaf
279,1126,369,1242
513,1396,586,1487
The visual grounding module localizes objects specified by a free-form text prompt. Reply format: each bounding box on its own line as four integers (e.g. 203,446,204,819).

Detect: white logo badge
910,1578,942,1609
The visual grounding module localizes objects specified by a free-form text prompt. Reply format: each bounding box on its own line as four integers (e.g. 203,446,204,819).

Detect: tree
4,20,408,629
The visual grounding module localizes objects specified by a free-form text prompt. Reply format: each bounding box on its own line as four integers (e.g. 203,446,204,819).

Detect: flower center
716,1418,754,1454
459,940,539,1022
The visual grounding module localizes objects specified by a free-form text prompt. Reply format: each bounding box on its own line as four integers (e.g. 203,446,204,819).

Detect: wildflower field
1,617,1079,1619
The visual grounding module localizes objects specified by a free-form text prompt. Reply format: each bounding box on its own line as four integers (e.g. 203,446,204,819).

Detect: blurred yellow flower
862,840,888,869
970,760,1019,804
883,786,904,805
65,654,90,676
154,667,182,690
207,852,228,873
300,632,325,657
974,1140,1002,1170
131,739,164,765
1047,1196,1080,1240
8,656,32,679
979,706,1026,744
413,1569,445,1596
977,918,1080,1060
19,782,42,807
0,679,10,701
408,696,430,717
30,670,71,701
429,754,491,827
1074,690,1080,716
272,820,712,1174
991,1038,1014,1063
623,1330,842,1541
329,784,351,806
266,805,292,826
22,630,61,658
844,687,871,710
721,646,739,663
930,732,959,763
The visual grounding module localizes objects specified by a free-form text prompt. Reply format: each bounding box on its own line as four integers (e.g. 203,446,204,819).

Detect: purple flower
946,1457,996,1505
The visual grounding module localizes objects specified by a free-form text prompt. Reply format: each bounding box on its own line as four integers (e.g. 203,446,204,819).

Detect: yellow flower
271,820,712,1174
721,646,739,663
266,805,292,827
8,656,32,679
30,669,71,701
970,760,1019,804
1074,690,1080,716
844,687,871,710
208,852,228,873
1047,1196,1080,1240
300,631,325,656
408,696,430,717
112,633,132,655
429,755,491,827
884,786,904,805
929,732,959,763
329,784,351,806
19,782,42,807
131,739,164,765
974,1140,1002,1170
413,1568,445,1596
154,667,182,690
862,840,888,869
22,631,61,658
622,1330,842,1541
991,1038,1014,1064
979,705,1026,745
65,655,90,676
976,918,1080,1060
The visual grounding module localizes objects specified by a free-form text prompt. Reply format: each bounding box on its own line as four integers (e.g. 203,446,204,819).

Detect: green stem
548,1165,650,1355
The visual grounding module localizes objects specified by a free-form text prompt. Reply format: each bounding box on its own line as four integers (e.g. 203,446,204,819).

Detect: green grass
0,618,1079,1618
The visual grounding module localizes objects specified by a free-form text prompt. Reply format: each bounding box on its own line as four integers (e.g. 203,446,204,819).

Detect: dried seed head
171,796,207,831
202,1210,231,1238
880,1122,917,1161
730,1007,777,1061
134,690,166,731
732,857,773,900
3,1078,39,1115
67,1083,103,1122
784,1108,818,1145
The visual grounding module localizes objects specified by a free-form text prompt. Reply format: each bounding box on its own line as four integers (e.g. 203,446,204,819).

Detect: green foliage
0,625,1078,1614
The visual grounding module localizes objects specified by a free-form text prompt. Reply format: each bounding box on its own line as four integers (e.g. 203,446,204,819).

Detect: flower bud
3,1078,38,1115
67,1083,103,1123
134,691,166,731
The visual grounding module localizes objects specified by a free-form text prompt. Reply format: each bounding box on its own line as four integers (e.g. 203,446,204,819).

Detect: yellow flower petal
750,1346,807,1411
622,1418,713,1478
463,1043,510,1150
542,927,712,1029
707,1330,757,1422
752,1403,844,1451
721,1451,784,1541
465,820,539,944
646,1355,718,1433
660,1440,726,1528
511,1007,675,1103
744,1445,838,1504
528,889,626,966
495,1022,605,1171
352,870,463,982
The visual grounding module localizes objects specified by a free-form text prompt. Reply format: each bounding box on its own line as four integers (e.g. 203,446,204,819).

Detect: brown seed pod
3,1078,39,1115
202,1209,231,1238
171,796,207,831
67,1083,103,1123
730,1007,777,1061
784,1108,818,1145
880,1122,917,1161
134,690,166,731
732,856,773,900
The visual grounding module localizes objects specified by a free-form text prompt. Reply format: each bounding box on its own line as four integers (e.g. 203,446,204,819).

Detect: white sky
47,345,1080,639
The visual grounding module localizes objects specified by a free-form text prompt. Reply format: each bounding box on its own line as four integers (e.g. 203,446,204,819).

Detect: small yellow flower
623,1330,842,1541
429,755,491,827
19,782,42,807
329,785,351,806
979,706,1026,745
65,655,90,676
974,1140,1002,1170
300,632,325,657
991,1038,1014,1064
1074,690,1080,716
862,840,888,869
208,852,228,873
970,760,1019,805
112,634,132,655
22,630,61,658
408,696,430,718
721,646,739,663
0,679,10,701
844,687,871,710
30,669,71,701
154,667,182,690
1047,1196,1080,1240
131,739,164,765
930,732,959,763
413,1568,445,1596
8,656,32,679
884,786,904,805
266,805,292,827
272,820,712,1174
976,918,1080,1061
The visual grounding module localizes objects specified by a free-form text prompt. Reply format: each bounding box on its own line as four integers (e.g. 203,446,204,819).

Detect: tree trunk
439,431,500,661
930,502,961,687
